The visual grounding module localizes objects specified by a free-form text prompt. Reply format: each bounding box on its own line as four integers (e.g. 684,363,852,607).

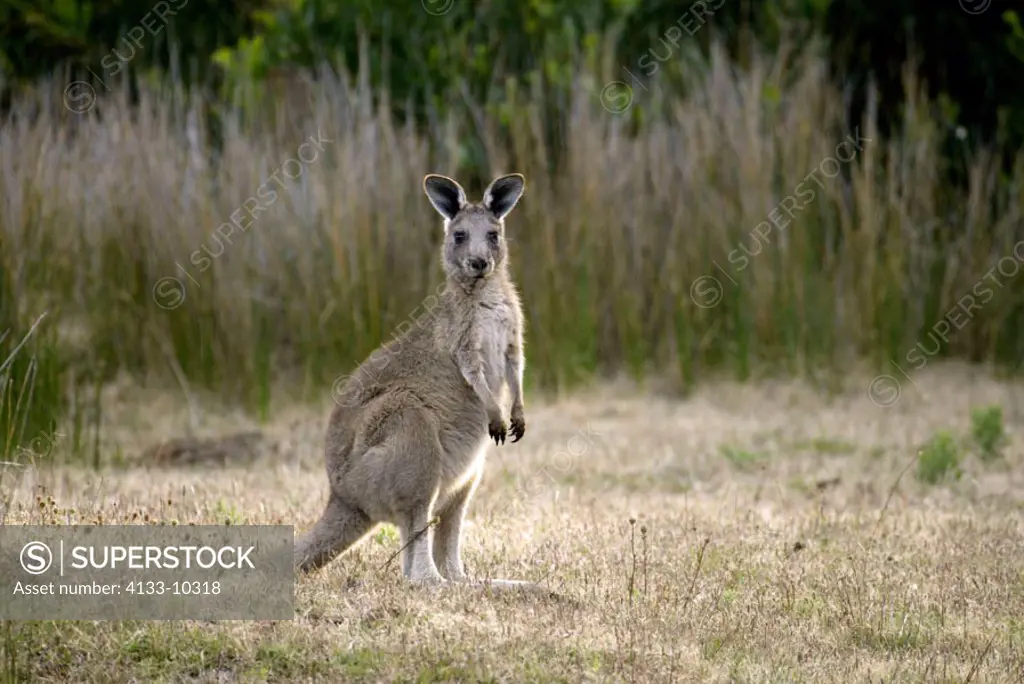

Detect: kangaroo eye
452,231,467,244
487,231,499,243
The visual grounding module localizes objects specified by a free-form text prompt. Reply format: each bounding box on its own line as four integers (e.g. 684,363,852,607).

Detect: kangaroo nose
469,257,487,273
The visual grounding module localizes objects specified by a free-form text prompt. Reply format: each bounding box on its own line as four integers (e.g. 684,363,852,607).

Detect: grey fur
295,173,528,586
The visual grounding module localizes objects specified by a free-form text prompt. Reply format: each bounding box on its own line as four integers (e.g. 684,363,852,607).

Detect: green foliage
373,524,399,546
970,405,1007,462
916,432,962,485
4,1,1024,166
0,0,263,97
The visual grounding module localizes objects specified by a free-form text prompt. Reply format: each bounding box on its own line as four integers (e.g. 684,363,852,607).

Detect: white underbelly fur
445,437,489,496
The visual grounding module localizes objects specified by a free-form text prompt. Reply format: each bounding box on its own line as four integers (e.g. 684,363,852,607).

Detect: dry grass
3,363,1024,682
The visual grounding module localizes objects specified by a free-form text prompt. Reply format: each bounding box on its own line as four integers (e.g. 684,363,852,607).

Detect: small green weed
720,445,768,470
916,431,962,484
791,437,857,455
970,404,1007,462
373,524,399,545
213,499,245,525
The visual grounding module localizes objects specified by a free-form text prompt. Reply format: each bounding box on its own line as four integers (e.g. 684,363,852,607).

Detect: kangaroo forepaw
488,414,508,445
509,409,526,443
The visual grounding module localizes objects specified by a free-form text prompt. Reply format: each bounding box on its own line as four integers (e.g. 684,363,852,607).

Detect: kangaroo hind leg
295,495,374,574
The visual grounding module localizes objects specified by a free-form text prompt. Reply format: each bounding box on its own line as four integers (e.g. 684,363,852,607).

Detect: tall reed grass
2,36,1023,460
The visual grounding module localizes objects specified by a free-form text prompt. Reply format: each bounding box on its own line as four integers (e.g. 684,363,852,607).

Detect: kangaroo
295,173,529,586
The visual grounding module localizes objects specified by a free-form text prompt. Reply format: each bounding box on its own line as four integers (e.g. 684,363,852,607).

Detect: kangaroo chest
475,300,514,393
436,296,516,490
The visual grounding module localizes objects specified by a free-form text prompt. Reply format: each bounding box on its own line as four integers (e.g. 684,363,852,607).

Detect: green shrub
970,405,1007,462
916,431,962,485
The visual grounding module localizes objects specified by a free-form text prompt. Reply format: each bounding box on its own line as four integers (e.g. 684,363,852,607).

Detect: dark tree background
2,0,1022,178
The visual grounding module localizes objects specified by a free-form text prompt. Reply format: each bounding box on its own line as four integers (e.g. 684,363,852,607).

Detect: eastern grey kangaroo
295,173,528,586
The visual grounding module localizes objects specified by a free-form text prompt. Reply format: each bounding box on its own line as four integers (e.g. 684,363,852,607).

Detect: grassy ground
3,362,1023,682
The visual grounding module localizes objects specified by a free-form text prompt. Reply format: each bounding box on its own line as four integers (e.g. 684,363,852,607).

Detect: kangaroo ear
423,174,467,221
482,173,526,220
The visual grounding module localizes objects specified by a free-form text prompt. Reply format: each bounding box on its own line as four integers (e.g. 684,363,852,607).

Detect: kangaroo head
423,173,526,285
